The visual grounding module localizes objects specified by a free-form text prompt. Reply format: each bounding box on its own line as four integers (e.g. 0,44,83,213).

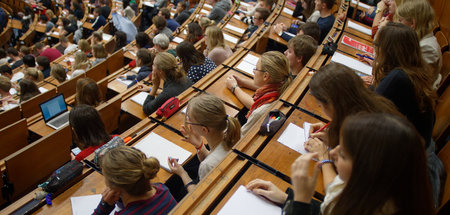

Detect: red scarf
246,84,280,118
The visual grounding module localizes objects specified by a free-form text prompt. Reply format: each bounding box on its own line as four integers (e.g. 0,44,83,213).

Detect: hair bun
142,157,160,179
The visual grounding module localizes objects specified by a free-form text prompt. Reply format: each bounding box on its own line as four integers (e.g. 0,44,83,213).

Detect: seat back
436,31,449,53
433,82,450,150
97,95,121,134
0,105,21,130
20,88,57,118
106,48,124,75
438,141,450,215
57,73,86,99
85,58,108,82
0,119,28,160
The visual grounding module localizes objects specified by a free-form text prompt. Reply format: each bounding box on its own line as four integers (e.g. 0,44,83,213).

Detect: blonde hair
51,64,67,83
154,52,185,82
260,51,292,93
0,76,11,92
92,31,103,43
73,52,91,70
205,26,225,50
45,10,56,19
93,44,108,58
396,0,435,40
101,146,160,196
78,39,92,53
25,67,44,82
199,17,215,30
187,95,241,149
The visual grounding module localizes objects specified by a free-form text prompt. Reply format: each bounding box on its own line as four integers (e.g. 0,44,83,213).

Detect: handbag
156,97,180,119
259,109,287,136
40,160,84,194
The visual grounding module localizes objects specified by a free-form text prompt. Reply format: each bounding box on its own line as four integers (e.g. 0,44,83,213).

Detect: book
341,35,374,54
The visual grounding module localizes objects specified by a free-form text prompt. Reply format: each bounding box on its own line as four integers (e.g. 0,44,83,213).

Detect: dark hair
69,104,110,149
255,7,270,21
0,65,12,76
136,48,154,67
23,55,36,67
36,56,50,69
326,113,433,215
176,41,205,73
135,32,150,49
62,18,71,27
0,48,6,58
7,47,19,56
186,23,203,44
309,62,399,148
40,14,48,22
320,0,335,9
287,35,317,66
301,0,316,18
152,16,167,31
159,8,171,19
76,77,103,107
19,79,40,102
72,1,82,11
178,1,187,10
114,31,127,51
35,42,45,51
299,22,320,43
94,8,101,15
20,46,31,55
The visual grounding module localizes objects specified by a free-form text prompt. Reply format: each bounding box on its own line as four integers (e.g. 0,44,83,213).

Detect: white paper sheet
181,107,187,114
347,20,372,36
240,2,250,8
134,132,192,171
130,91,149,106
116,78,133,86
236,61,255,76
39,87,48,93
128,50,137,57
200,9,209,14
283,31,296,37
102,33,112,41
173,37,184,44
9,88,17,95
225,24,246,34
11,72,24,83
71,194,120,215
204,4,213,9
52,31,60,36
223,33,239,44
142,1,155,7
351,0,371,10
218,186,281,215
243,54,259,65
132,67,141,73
283,7,294,16
331,52,372,76
170,12,175,18
233,14,241,20
277,123,309,155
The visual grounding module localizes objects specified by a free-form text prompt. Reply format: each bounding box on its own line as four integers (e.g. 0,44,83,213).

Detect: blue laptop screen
40,94,67,121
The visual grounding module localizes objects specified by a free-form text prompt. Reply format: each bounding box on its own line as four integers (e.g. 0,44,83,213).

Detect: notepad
233,14,241,20
116,78,133,86
200,9,209,14
224,33,239,44
240,2,250,7
218,186,282,215
283,7,294,16
130,92,149,106
52,31,60,36
134,132,192,171
204,4,213,9
243,54,259,65
278,122,310,155
347,20,372,36
236,60,255,76
11,72,24,83
351,0,371,10
102,33,112,41
71,194,120,215
331,52,372,76
170,12,175,18
173,37,184,44
39,87,48,93
225,24,246,34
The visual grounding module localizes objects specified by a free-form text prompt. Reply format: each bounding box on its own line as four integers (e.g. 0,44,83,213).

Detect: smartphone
291,24,299,29
71,147,81,156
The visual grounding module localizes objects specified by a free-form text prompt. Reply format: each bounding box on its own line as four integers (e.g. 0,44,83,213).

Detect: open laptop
39,94,70,130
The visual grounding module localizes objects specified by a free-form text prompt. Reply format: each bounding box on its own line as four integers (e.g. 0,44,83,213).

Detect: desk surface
344,18,373,42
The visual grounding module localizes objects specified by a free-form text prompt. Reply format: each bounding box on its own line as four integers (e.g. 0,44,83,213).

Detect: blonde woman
138,52,192,115
226,51,292,136
92,44,108,66
203,26,233,66
168,94,241,192
78,39,92,54
71,52,91,77
24,67,44,83
50,64,67,83
199,17,215,32
93,146,177,214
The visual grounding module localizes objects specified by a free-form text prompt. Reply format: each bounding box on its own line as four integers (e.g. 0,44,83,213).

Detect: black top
375,69,435,147
175,10,191,25
100,6,111,19
143,77,192,115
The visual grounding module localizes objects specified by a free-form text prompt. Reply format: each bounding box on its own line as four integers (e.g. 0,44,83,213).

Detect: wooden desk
268,14,293,47
344,18,373,42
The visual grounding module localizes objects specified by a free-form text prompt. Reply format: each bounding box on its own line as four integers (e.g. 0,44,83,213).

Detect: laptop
39,94,70,130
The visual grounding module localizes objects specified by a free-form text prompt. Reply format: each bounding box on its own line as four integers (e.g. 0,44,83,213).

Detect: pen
314,122,330,134
356,53,374,60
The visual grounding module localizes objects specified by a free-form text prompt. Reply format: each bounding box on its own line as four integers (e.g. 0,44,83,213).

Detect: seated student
199,17,215,32
185,23,204,44
159,8,180,32
122,48,154,88
36,56,51,78
284,35,317,77
151,34,176,56
226,51,292,136
50,64,68,84
46,10,58,25
18,79,40,102
247,113,434,215
99,0,111,19
111,7,138,43
139,52,192,115
61,17,77,36
135,32,152,50
35,42,62,62
78,39,92,55
0,76,18,110
0,65,12,80
372,23,442,206
396,0,442,88
314,0,335,42
297,0,320,23
70,0,84,20
274,20,321,42
152,16,174,41
92,8,107,31
22,55,36,69
93,146,177,214
92,44,108,66
0,48,9,65
245,8,270,38
72,52,92,77
19,46,32,58
174,1,191,25
69,105,115,162
240,0,274,25
207,0,231,23
92,31,104,46
76,77,103,106
24,68,44,83
203,26,233,66
59,36,79,55
7,48,23,69
114,31,128,52
168,94,240,191
176,41,217,83
372,0,410,38
40,15,55,33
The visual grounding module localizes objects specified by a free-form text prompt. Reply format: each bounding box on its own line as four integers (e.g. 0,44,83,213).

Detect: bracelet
184,181,196,190
231,84,239,93
319,159,333,167
196,141,204,151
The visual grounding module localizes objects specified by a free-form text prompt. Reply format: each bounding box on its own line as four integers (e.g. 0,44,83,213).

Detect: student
372,0,411,38
122,48,154,88
76,77,103,106
78,39,92,54
111,7,138,43
159,8,180,32
92,8,107,31
0,65,12,80
240,0,274,25
226,51,292,136
168,94,240,191
0,48,8,65
298,0,320,23
314,0,335,42
69,104,114,162
92,31,104,45
45,10,58,25
70,0,84,20
72,52,91,77
297,22,321,43
35,42,62,62
185,23,203,44
93,146,177,214
247,113,434,215
36,56,51,78
152,34,176,56
203,26,233,66
176,41,217,83
284,35,317,77
396,0,442,88
135,32,152,49
61,17,77,36
114,31,128,52
59,36,78,55
174,1,191,25
18,79,40,102
7,48,23,69
246,8,270,38
139,52,192,115
92,44,108,66
22,55,36,69
0,76,18,109
50,64,67,84
207,0,231,23
24,68,44,83
152,16,174,41
19,46,32,57
99,0,111,19
199,17,215,32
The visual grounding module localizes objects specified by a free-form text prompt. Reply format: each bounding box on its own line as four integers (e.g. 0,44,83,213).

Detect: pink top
207,46,233,66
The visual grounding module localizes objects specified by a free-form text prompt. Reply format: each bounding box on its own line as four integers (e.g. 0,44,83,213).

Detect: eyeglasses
184,115,205,127
253,68,265,73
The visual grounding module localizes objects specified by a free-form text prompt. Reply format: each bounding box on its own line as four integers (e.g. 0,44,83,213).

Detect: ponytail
223,115,241,149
